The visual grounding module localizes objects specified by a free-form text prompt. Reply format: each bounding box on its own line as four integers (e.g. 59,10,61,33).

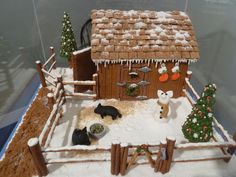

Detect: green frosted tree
60,12,77,59
182,83,217,142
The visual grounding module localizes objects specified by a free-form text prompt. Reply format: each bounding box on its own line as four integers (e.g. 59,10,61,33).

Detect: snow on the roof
91,9,200,61
134,22,147,29
73,47,91,55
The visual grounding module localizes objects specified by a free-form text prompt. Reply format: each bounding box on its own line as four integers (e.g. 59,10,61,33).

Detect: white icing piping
92,58,198,72
92,58,197,65
155,61,158,68
129,60,132,71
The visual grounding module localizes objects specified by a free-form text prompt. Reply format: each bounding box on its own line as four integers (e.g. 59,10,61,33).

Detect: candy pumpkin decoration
171,63,181,81
158,63,168,82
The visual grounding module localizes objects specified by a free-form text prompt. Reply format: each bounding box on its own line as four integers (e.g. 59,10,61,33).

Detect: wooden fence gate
110,137,176,176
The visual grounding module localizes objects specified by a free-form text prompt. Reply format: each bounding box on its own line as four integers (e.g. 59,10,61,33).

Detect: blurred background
0,0,235,152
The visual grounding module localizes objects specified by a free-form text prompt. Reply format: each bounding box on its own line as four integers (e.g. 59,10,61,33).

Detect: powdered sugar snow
49,97,192,148
45,97,236,177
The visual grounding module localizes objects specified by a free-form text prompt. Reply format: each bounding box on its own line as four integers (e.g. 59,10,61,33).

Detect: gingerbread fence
28,128,235,176
29,54,236,176
38,75,66,148
36,47,57,87
62,73,98,99
27,136,177,176
35,47,98,99
27,74,66,176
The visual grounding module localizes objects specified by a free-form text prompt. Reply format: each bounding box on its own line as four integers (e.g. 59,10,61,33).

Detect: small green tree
182,83,217,142
60,12,77,59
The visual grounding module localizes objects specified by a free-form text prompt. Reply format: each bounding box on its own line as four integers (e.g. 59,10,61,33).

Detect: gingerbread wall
72,49,96,92
97,61,188,99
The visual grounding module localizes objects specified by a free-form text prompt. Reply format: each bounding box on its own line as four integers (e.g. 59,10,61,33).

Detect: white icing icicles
129,60,132,71
155,61,158,68
104,60,107,68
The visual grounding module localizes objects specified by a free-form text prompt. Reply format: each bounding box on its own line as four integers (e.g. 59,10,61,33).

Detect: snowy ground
43,97,236,177
42,67,236,177
49,97,193,147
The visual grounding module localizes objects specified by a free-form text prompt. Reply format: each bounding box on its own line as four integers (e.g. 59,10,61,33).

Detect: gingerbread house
74,9,200,99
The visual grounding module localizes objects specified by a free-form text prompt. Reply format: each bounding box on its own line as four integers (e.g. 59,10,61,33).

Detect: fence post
57,75,64,90
187,70,192,80
49,47,56,69
163,137,176,173
225,131,236,162
57,75,66,104
115,143,121,175
47,93,54,109
120,143,128,176
92,73,98,99
111,141,121,175
111,143,117,175
145,143,155,168
155,140,166,173
28,138,48,176
72,54,79,93
36,60,47,87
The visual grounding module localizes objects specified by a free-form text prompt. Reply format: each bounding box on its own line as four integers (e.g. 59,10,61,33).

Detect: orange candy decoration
159,73,169,82
171,72,180,81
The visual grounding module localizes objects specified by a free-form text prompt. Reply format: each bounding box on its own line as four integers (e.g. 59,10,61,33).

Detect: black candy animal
72,127,91,146
94,103,122,120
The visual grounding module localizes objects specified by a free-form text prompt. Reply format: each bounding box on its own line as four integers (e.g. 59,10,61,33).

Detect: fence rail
46,157,110,164
38,76,66,147
184,78,200,100
35,47,99,100
173,154,231,163
43,53,56,69
175,141,236,150
62,80,96,86
36,47,57,87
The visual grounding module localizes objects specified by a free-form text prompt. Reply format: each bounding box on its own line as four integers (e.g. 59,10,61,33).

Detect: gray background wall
0,0,235,134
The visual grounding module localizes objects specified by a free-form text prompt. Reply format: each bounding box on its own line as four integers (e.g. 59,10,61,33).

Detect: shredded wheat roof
91,9,199,61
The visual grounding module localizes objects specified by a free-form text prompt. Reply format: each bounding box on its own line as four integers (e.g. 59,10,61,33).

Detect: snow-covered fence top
43,53,56,69
73,47,91,55
62,80,96,86
43,144,111,152
184,78,200,100
62,73,98,99
175,141,236,150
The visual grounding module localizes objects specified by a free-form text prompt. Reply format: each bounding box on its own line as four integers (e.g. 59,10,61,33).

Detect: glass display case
0,0,235,176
